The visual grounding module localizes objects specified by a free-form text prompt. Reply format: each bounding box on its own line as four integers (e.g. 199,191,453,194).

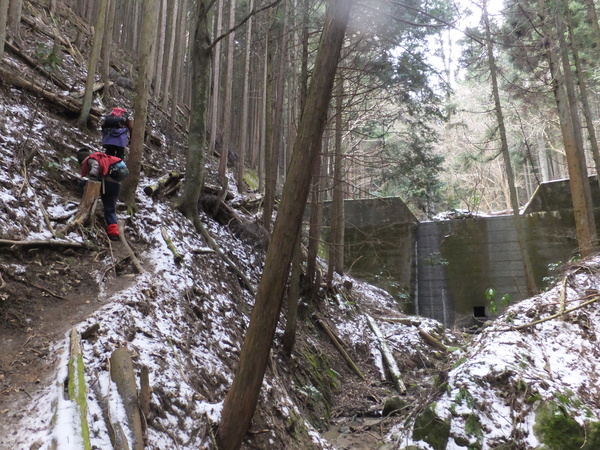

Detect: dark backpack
102,112,127,129
108,160,129,181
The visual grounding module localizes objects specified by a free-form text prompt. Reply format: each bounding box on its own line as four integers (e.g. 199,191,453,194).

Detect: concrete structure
338,178,596,328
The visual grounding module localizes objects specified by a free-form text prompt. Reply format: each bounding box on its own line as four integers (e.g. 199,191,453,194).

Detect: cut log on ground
109,348,144,450
143,172,183,197
365,314,406,394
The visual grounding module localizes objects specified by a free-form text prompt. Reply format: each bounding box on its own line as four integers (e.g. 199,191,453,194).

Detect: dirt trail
0,239,138,446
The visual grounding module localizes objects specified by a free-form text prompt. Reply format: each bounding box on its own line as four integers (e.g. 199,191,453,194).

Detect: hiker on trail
101,107,133,160
77,148,129,241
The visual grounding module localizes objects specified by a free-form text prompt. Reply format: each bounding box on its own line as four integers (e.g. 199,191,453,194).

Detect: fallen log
365,314,406,394
0,65,102,123
143,172,183,197
109,348,144,450
314,314,365,380
418,328,448,353
160,226,183,264
0,238,85,248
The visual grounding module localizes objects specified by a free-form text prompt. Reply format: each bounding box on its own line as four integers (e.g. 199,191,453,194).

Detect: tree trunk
0,0,9,60
564,0,600,191
153,0,167,96
237,0,254,193
482,0,536,296
78,0,108,127
282,234,302,355
216,0,237,203
327,78,345,284
7,0,22,46
217,1,353,448
120,0,159,208
541,0,596,256
100,0,116,99
262,15,275,230
161,0,178,111
177,1,211,219
169,0,187,133
208,0,224,161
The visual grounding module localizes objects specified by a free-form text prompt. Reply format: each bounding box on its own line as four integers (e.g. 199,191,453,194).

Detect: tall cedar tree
217,0,354,448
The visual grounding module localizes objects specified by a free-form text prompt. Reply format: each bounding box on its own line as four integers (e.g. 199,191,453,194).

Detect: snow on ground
389,258,600,449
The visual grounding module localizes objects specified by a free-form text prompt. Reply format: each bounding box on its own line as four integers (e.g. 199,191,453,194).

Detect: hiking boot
106,223,119,241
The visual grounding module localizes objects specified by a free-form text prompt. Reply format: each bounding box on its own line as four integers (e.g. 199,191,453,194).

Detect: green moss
412,404,450,450
243,169,259,191
297,349,338,429
534,400,600,449
68,354,91,450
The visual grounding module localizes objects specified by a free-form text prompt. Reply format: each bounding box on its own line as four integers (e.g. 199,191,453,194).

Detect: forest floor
0,235,141,444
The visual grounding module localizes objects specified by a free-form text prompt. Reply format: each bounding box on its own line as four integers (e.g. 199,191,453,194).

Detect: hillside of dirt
0,2,455,449
5,2,600,450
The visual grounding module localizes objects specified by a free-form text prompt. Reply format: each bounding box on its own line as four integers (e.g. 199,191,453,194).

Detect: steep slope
0,2,454,449
5,2,600,450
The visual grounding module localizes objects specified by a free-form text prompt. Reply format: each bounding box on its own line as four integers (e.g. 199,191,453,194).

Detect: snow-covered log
365,314,406,394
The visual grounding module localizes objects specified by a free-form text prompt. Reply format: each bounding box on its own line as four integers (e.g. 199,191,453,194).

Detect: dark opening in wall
473,306,486,318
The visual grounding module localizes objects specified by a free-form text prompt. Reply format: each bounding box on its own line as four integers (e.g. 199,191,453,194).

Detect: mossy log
68,328,91,450
109,348,144,450
365,314,406,394
160,226,183,264
143,172,183,197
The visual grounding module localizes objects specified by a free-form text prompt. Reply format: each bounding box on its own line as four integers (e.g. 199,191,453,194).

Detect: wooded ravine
3,0,600,450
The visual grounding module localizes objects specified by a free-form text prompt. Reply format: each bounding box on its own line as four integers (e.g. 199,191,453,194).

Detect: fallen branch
498,295,600,332
0,238,85,248
160,226,183,264
365,314,406,394
314,314,365,380
417,328,448,352
117,220,144,273
191,215,255,295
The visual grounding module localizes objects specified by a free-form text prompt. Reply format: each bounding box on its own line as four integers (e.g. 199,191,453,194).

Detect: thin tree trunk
7,0,22,46
208,0,224,160
564,0,600,190
153,0,167,96
216,0,237,203
540,0,596,256
177,0,211,219
217,1,353,448
79,0,108,127
482,0,536,296
120,0,159,208
0,0,9,60
161,0,178,111
169,0,187,133
100,0,116,99
237,0,254,193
